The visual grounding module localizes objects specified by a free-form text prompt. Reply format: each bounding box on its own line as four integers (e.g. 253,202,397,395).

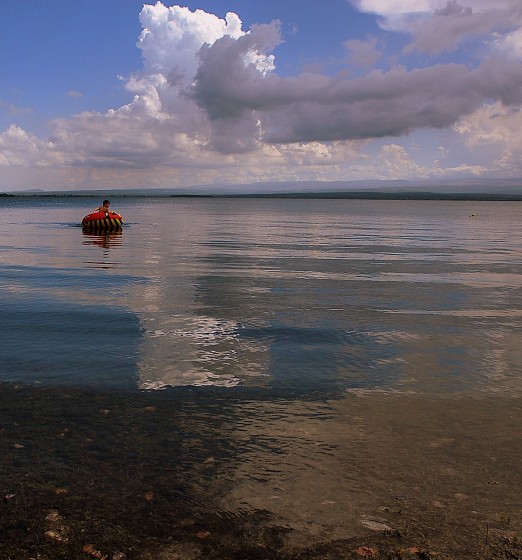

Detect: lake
0,195,521,558
1,195,521,397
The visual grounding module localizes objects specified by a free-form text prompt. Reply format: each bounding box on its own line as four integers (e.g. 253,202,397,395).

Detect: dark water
1,195,522,398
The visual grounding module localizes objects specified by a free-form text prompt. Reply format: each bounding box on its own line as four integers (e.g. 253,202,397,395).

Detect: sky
1,0,522,191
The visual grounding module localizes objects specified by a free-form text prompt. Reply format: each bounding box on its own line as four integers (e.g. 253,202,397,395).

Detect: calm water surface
1,196,521,398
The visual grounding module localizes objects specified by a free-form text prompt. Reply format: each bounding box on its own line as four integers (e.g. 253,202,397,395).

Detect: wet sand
0,383,520,559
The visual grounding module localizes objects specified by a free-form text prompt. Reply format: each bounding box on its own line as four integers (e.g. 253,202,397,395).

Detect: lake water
1,195,522,557
1,195,522,398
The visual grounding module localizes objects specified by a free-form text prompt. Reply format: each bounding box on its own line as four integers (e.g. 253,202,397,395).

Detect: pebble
355,546,377,557
45,530,68,543
360,520,393,532
45,511,64,523
82,544,108,559
196,530,211,539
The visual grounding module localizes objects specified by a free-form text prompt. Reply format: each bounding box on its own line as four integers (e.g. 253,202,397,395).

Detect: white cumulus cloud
137,4,245,79
0,125,59,167
455,102,522,174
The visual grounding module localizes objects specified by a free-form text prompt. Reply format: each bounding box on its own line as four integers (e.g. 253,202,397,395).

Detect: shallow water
1,195,522,397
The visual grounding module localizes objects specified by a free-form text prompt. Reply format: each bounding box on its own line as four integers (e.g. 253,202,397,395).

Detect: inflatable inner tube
82,211,124,231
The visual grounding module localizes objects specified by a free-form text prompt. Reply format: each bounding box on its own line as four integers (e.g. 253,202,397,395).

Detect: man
94,200,112,215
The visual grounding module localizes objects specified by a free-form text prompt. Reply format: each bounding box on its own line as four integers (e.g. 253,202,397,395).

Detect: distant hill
8,178,522,198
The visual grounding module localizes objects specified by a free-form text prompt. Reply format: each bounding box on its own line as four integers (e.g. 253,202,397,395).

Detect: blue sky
1,0,522,191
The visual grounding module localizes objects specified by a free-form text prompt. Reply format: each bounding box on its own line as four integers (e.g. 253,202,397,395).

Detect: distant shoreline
3,191,522,201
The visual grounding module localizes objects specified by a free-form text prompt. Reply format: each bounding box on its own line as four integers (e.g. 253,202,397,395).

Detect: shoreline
4,191,522,201
1,383,520,559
